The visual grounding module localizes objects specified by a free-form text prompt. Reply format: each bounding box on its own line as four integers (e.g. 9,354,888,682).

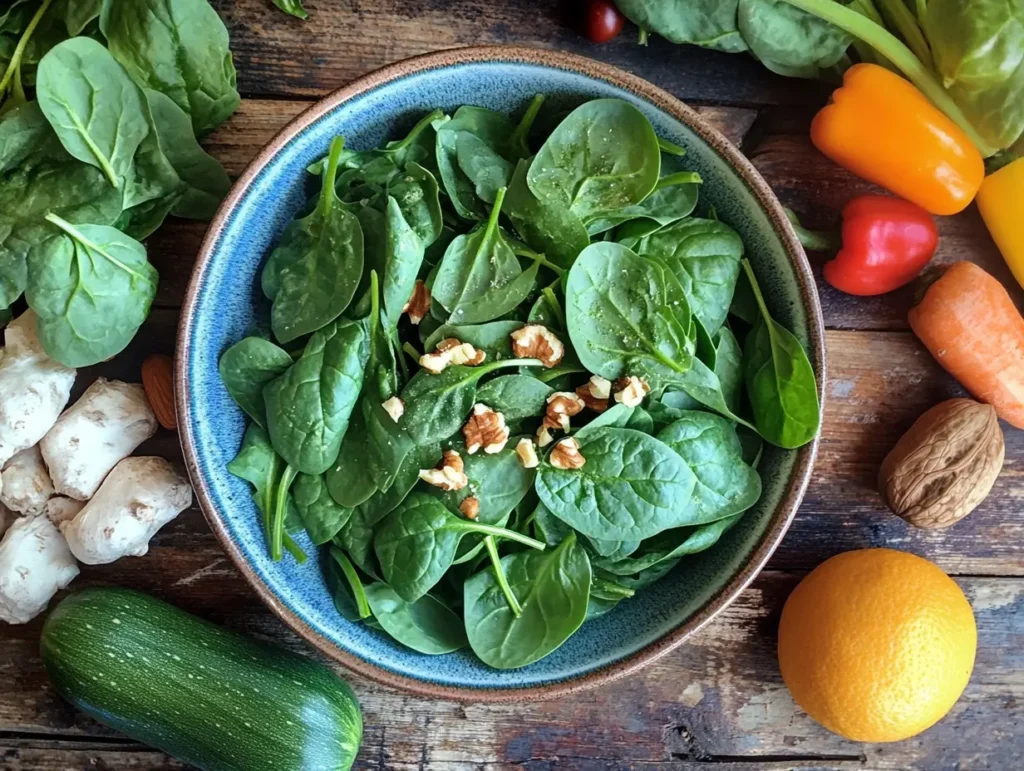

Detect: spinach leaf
293,472,351,545
585,536,640,561
594,513,742,576
325,406,379,509
670,355,756,428
432,188,536,324
36,37,149,188
587,169,701,236
434,106,514,220
422,320,524,360
533,501,573,546
634,217,744,333
507,93,545,161
388,161,442,248
400,358,540,446
333,508,377,577
615,0,748,52
218,336,294,428
146,89,230,220
264,136,364,343
273,0,309,19
463,533,591,669
535,427,697,541
361,397,414,493
364,583,468,654
456,130,513,204
740,260,820,449
505,158,589,270
714,326,744,415
737,0,852,79
357,442,441,526
657,412,761,522
264,317,369,475
476,374,554,421
100,0,240,136
26,214,157,367
381,195,425,332
924,0,1024,151
527,98,660,221
565,242,694,389
374,492,544,602
65,0,104,36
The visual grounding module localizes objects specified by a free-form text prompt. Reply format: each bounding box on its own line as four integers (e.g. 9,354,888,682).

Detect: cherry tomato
584,0,625,44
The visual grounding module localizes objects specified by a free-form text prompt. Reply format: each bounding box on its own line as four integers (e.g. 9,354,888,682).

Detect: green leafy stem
0,0,53,110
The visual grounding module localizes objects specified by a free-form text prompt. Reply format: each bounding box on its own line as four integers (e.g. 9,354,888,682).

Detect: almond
141,354,177,430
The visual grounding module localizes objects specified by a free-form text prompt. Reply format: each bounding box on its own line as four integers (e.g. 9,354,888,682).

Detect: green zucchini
40,587,362,771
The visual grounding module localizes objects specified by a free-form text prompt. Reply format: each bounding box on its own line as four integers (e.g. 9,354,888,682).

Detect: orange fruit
778,548,976,742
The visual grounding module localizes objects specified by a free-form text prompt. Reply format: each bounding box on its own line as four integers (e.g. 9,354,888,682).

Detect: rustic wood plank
1,572,1019,771
211,0,829,107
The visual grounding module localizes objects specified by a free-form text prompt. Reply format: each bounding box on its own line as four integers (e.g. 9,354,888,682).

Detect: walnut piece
511,324,564,368
549,437,585,470
382,396,405,423
576,376,611,412
515,438,539,469
614,376,650,408
543,391,586,432
418,450,468,491
879,398,1004,529
418,338,486,374
536,425,555,448
459,496,480,520
402,280,431,325
463,404,510,455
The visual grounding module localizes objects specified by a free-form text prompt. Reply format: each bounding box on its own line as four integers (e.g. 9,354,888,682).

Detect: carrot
908,261,1024,429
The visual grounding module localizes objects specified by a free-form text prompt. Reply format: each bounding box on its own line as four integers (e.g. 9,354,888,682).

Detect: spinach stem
509,94,545,158
271,465,298,561
257,484,307,564
513,246,565,276
776,0,996,157
875,0,932,70
484,536,522,617
541,285,567,330
331,548,372,619
656,171,702,190
463,521,546,551
402,341,421,361
0,0,53,103
657,137,687,157
318,136,345,217
387,108,445,153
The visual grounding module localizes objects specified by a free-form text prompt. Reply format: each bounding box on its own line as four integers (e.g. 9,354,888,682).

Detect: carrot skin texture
908,262,1024,428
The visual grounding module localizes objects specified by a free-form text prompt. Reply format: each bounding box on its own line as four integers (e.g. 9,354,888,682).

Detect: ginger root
61,457,192,565
41,379,157,501
1,446,55,516
0,311,76,469
0,514,79,624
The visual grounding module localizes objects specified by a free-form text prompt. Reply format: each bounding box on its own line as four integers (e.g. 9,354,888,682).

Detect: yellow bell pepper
811,64,985,216
977,157,1024,290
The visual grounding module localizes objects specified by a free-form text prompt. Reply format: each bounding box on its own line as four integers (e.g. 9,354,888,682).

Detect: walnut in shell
878,398,1004,529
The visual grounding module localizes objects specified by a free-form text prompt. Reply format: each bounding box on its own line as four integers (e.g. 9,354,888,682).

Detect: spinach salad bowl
177,47,826,701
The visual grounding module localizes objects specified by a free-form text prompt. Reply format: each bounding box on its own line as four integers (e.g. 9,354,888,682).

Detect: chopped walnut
419,339,485,373
515,438,539,469
463,404,510,455
402,280,431,325
575,383,609,413
382,396,405,422
459,496,480,520
543,391,586,432
446,342,486,367
550,437,585,470
536,424,555,448
418,450,468,491
614,376,650,408
511,324,564,368
588,375,612,400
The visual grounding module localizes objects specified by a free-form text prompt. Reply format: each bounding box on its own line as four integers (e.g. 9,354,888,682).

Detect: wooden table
3,3,1021,769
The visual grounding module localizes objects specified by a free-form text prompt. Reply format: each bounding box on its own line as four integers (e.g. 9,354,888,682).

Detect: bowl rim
176,44,826,703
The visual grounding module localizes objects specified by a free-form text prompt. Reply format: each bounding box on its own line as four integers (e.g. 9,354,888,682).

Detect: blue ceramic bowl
178,47,825,701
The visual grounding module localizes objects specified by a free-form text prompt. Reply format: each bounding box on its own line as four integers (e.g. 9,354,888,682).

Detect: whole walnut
879,398,1004,529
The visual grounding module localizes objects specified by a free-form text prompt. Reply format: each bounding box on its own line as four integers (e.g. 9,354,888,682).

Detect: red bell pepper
823,195,938,296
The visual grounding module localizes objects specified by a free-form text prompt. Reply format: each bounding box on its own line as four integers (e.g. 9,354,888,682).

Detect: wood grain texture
1,573,1019,770
211,0,830,107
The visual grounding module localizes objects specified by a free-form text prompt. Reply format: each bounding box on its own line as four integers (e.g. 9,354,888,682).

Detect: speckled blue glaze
182,59,815,691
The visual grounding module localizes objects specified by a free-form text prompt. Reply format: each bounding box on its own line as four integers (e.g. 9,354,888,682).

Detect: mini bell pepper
811,64,985,216
823,195,938,296
976,156,1024,291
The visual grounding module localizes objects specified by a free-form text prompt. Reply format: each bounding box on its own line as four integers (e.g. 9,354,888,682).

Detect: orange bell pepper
811,64,985,216
976,157,1024,291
